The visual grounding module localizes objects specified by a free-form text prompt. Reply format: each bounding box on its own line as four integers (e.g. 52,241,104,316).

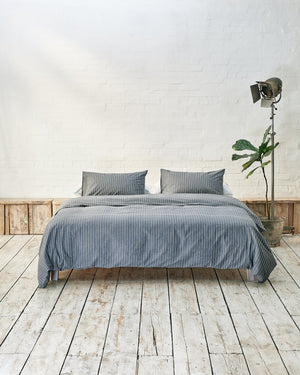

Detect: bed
38,193,276,288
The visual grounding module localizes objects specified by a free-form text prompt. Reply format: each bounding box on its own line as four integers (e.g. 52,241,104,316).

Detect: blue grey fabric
38,194,276,287
160,169,225,194
82,170,148,196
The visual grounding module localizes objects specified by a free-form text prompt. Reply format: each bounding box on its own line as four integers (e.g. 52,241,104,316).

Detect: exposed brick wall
0,0,299,199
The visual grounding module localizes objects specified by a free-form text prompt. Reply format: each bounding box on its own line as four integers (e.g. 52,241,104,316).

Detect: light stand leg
271,102,275,219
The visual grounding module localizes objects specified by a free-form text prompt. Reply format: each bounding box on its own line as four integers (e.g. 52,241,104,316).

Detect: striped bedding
38,194,276,287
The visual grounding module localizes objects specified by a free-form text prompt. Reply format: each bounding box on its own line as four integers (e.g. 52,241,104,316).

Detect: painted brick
0,0,299,199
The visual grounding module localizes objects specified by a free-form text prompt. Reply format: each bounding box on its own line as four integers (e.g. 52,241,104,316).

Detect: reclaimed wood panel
5,204,28,234
28,203,52,234
294,203,300,234
244,199,300,233
245,202,266,217
0,205,4,235
52,198,69,214
274,202,290,228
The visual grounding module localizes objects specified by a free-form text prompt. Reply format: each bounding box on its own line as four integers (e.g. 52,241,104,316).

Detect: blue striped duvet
38,194,276,287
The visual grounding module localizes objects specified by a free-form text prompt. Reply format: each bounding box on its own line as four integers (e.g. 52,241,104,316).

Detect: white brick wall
0,0,299,199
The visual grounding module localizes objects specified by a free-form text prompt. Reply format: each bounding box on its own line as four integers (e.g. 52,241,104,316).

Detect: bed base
50,269,255,282
247,269,255,281
51,270,59,281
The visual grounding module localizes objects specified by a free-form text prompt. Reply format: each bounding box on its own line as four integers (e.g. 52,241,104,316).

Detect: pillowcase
82,170,148,196
223,182,233,196
160,169,225,195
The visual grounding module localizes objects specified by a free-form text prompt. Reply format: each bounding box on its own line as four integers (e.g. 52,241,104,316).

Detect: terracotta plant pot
260,217,284,247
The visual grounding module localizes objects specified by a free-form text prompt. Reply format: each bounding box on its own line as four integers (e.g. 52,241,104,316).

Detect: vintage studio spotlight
250,77,283,219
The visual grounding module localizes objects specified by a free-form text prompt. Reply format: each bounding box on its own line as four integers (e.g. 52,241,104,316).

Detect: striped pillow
160,169,225,195
82,170,148,196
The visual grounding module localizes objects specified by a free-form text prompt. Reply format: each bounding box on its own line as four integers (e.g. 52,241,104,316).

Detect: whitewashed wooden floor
0,235,299,375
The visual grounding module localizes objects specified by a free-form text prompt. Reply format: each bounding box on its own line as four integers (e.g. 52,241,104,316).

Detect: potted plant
232,126,284,247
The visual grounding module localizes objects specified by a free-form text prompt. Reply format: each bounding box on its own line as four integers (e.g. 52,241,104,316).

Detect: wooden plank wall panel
7,204,29,235
274,203,290,228
294,203,300,234
52,198,68,214
245,203,266,218
28,203,52,234
244,200,300,234
0,199,299,234
0,205,4,235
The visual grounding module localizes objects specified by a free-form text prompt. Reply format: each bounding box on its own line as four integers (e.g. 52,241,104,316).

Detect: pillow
223,182,233,196
160,169,225,195
145,180,233,195
82,170,148,196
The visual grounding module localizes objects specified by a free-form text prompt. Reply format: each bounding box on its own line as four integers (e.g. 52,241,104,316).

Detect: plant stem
261,165,270,219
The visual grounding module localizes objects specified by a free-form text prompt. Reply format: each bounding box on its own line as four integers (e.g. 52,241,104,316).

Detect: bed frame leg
247,269,255,282
51,270,59,281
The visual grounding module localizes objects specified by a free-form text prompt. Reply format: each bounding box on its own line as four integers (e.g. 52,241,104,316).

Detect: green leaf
262,142,279,158
232,139,258,152
232,153,255,161
261,160,271,168
262,126,271,143
259,141,270,155
246,166,260,178
241,153,260,171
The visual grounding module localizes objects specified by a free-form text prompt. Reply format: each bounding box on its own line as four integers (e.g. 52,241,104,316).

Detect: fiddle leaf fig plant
232,125,279,219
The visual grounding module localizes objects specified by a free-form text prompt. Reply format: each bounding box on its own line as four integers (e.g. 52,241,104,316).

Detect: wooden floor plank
0,257,39,344
111,268,143,316
0,235,33,271
279,350,300,375
139,268,172,356
99,267,142,373
283,235,300,258
217,269,288,375
240,269,300,351
193,268,241,354
104,314,140,355
138,356,173,375
168,268,199,314
0,271,71,356
210,353,249,375
272,241,300,286
171,313,211,375
293,315,300,329
61,356,100,375
0,235,13,249
266,254,300,316
21,269,96,374
66,268,118,358
0,236,40,300
0,353,28,375
98,352,137,375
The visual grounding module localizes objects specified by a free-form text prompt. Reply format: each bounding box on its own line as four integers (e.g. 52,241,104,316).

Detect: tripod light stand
250,77,282,219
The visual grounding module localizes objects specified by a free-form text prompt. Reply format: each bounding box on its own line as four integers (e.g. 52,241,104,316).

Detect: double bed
38,191,276,288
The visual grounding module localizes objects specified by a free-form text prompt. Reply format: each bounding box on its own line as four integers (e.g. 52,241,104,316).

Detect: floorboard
0,235,299,375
